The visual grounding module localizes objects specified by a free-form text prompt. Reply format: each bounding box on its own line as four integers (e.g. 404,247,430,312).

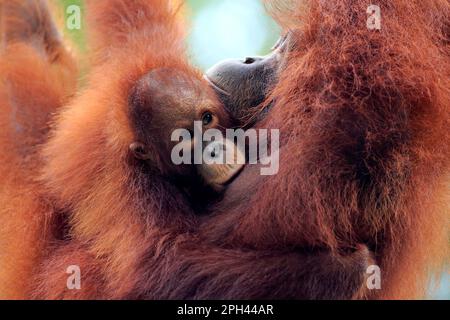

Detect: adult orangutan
203,0,450,299
0,0,448,300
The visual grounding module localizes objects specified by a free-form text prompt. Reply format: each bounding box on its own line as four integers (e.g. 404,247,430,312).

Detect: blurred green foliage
58,0,86,51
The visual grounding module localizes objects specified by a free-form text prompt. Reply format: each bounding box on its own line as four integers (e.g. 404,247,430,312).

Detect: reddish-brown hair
0,0,448,299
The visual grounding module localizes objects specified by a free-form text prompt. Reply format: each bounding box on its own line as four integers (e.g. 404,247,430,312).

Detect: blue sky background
186,0,280,70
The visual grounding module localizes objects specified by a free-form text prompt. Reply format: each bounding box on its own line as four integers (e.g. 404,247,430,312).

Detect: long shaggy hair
251,0,450,298
0,0,448,299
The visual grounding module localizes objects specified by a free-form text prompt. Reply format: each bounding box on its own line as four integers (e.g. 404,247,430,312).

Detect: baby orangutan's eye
202,112,214,126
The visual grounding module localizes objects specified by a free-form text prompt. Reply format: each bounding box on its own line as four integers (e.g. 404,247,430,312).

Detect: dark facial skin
204,33,292,124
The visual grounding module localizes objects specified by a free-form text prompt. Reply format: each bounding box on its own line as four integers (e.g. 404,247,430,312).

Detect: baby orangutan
127,67,239,187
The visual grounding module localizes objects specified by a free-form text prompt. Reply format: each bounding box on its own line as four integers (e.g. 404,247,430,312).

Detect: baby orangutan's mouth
197,139,246,190
218,162,246,186
198,162,245,191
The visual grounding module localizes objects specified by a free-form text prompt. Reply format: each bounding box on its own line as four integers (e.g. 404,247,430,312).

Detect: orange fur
202,0,450,299
31,0,373,299
0,0,77,298
0,0,448,300
33,0,217,298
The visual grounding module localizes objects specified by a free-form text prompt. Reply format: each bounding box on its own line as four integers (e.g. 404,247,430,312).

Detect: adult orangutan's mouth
203,75,231,96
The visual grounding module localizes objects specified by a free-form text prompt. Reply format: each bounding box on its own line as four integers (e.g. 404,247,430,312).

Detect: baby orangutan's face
128,67,243,188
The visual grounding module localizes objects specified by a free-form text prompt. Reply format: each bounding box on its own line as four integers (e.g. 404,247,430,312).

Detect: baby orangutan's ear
130,142,152,160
